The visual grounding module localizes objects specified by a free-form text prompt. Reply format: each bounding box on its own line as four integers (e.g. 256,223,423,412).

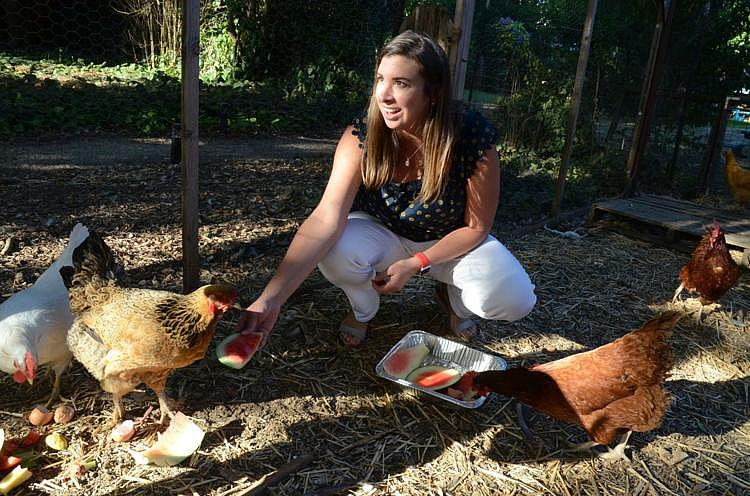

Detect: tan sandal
435,282,478,341
338,314,368,347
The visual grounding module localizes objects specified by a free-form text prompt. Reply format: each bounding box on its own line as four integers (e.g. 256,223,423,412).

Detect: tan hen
60,232,239,424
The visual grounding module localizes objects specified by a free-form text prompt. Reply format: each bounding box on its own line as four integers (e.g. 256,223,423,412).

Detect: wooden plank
603,196,750,232
590,194,750,249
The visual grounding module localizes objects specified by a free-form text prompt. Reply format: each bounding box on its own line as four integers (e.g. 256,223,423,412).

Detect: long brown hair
363,30,459,202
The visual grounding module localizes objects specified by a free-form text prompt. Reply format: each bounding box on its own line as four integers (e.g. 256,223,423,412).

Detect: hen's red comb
24,352,36,381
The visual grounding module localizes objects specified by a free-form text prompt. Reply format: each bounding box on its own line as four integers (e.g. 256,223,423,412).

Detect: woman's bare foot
435,282,478,341
338,313,368,347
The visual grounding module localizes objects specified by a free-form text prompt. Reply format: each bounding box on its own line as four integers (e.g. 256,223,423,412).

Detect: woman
237,31,536,346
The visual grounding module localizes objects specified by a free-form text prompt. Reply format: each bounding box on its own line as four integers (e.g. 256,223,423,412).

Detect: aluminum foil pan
375,330,507,409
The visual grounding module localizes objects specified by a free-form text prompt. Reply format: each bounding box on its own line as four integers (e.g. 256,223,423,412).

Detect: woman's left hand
372,257,421,294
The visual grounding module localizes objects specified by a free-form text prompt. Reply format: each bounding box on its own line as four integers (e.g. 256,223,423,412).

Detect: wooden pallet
588,194,750,254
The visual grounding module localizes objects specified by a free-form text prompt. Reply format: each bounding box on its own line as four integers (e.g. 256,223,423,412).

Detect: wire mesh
0,0,748,202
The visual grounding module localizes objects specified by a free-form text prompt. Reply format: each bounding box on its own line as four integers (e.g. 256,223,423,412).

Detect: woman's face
375,55,431,133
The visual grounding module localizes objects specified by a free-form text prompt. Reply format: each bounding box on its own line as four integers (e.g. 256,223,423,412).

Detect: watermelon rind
406,365,461,390
383,343,430,378
0,465,32,494
216,332,262,369
134,412,205,467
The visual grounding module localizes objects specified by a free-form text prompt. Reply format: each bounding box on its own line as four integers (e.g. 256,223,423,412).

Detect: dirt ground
0,135,748,496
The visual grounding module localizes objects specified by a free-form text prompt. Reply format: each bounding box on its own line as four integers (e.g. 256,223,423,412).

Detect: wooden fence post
451,0,475,101
622,0,677,198
550,0,598,219
181,0,200,293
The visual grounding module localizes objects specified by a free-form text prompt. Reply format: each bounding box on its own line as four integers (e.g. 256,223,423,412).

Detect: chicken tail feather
60,231,119,288
60,231,123,315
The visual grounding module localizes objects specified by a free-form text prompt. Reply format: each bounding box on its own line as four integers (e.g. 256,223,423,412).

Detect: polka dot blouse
350,109,499,242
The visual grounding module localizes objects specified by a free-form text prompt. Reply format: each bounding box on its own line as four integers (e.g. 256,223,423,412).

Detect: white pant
318,212,537,323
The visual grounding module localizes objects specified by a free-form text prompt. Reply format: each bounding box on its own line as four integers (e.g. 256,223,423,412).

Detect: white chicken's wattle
0,223,89,403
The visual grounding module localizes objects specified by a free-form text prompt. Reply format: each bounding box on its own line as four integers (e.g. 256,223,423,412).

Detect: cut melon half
132,412,205,467
216,332,264,369
383,343,430,378
406,365,461,390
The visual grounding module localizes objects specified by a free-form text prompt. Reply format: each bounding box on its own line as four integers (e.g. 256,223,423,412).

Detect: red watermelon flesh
0,454,22,471
383,343,430,378
406,365,461,390
216,332,264,369
445,371,485,401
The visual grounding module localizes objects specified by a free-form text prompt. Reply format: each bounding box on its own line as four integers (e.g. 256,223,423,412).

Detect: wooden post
393,0,406,36
181,0,200,292
550,0,598,219
622,0,677,198
451,0,475,101
700,95,734,195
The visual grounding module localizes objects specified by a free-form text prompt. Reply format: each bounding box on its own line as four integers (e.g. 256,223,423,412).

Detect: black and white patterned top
350,109,499,242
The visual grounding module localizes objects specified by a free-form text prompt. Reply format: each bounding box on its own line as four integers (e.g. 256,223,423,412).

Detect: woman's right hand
235,297,281,340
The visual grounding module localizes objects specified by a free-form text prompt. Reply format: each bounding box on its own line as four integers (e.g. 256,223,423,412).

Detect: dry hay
0,139,748,496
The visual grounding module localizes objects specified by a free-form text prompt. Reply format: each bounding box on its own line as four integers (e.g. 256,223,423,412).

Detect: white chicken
0,223,89,404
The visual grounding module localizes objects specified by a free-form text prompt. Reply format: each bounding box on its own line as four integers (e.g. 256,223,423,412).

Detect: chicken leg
45,369,63,408
111,393,126,426
45,359,71,408
146,375,176,425
564,431,632,462
155,391,176,425
515,402,535,439
599,431,632,462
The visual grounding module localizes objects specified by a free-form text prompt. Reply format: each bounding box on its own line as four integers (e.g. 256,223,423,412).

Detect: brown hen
60,232,239,424
471,312,681,459
673,222,740,309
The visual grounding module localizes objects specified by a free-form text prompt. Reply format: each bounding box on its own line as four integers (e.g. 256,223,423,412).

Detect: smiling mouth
382,108,401,119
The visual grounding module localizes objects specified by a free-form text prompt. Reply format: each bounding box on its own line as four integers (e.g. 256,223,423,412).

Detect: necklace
404,141,423,168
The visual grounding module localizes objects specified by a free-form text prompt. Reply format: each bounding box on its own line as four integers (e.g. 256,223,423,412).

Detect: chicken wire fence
1,0,747,201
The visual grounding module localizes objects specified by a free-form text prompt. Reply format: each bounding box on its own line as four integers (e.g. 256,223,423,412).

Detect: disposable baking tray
375,330,507,409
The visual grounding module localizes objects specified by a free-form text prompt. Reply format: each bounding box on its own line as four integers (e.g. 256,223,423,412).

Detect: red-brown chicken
470,312,681,459
673,222,740,307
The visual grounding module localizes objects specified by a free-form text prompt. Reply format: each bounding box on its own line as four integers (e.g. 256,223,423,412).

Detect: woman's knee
318,235,374,287
466,274,536,322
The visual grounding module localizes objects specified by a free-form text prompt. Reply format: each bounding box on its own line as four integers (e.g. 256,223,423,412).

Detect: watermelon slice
0,429,23,471
445,371,486,401
383,343,430,378
406,365,461,390
130,412,205,467
216,331,264,369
